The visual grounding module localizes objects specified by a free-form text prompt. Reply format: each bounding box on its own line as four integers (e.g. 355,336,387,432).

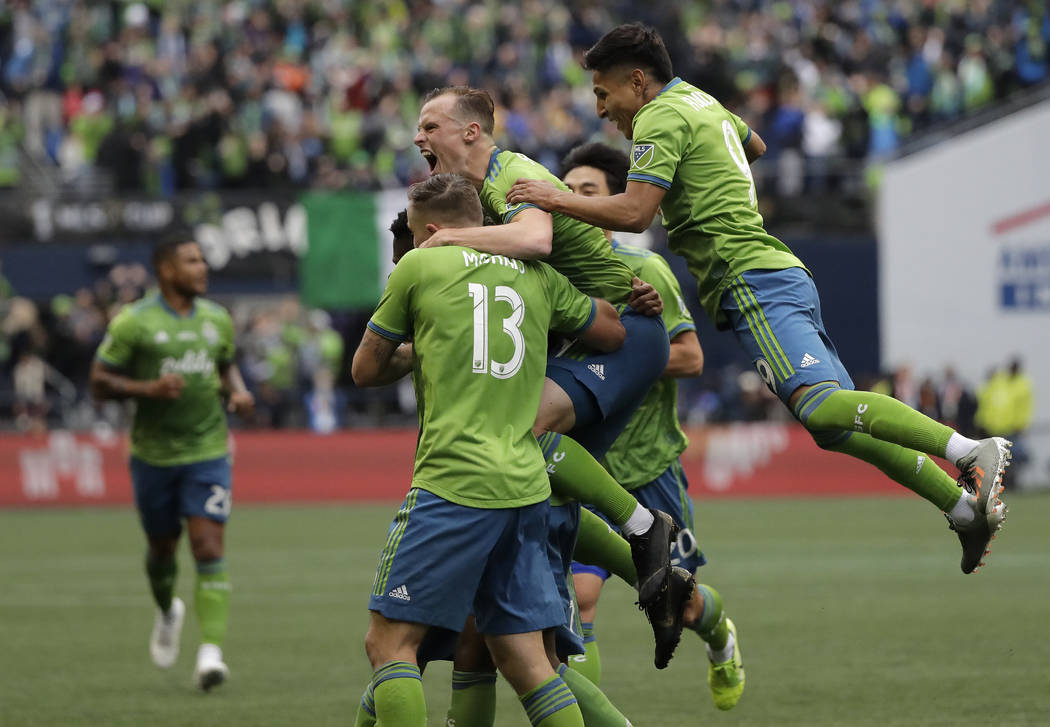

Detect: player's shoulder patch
631,143,655,169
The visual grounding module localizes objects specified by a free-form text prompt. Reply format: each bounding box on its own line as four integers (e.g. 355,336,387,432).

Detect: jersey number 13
467,282,525,379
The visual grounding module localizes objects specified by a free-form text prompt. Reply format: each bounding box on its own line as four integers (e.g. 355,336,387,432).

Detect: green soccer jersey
628,78,808,328
601,241,694,487
368,245,596,509
96,293,235,467
479,148,635,306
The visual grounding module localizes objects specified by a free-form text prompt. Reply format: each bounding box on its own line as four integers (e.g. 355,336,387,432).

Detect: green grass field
3,494,1049,727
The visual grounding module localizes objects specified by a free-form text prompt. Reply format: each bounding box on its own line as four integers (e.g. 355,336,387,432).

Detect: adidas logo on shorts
800,353,821,368
387,584,410,601
587,363,606,380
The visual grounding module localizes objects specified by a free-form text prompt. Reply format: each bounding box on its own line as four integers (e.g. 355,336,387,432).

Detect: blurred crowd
0,265,351,434
0,0,1046,194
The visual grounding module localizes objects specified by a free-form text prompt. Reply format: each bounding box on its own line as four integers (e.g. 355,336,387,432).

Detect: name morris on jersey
461,250,526,274
160,349,216,377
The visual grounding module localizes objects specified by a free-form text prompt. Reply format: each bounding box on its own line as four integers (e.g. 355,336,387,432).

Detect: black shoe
627,509,678,607
644,566,695,669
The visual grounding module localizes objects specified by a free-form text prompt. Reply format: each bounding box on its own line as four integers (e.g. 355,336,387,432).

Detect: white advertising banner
878,101,1050,489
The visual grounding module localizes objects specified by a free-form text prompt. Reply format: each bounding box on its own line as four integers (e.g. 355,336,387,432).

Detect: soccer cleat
708,618,745,711
149,596,185,669
946,496,1008,574
193,643,229,692
953,437,1012,574
626,509,679,608
643,566,694,669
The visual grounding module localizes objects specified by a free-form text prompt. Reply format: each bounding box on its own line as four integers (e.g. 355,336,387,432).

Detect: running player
413,87,679,607
351,173,626,727
559,142,744,709
507,23,1011,575
89,231,254,691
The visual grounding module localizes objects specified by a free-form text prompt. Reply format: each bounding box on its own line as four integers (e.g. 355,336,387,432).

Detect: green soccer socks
194,558,230,646
371,661,426,727
520,674,584,727
558,663,630,726
146,553,176,613
446,670,497,727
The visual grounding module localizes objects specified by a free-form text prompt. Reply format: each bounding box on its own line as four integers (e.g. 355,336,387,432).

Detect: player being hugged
351,174,626,727
90,231,253,691
507,23,1012,576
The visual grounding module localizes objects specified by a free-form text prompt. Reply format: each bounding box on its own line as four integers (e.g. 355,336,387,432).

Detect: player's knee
147,537,179,561
188,532,223,562
809,429,852,451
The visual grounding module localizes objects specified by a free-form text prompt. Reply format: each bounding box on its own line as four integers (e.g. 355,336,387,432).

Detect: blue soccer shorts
546,308,669,459
130,455,232,537
368,489,565,636
547,501,585,660
572,458,706,581
719,267,854,403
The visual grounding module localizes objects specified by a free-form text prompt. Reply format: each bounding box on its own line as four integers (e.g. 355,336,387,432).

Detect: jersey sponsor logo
631,144,655,170
799,352,821,368
176,331,198,341
154,331,170,343
461,250,526,274
160,349,216,377
387,584,410,601
202,321,220,345
587,363,606,380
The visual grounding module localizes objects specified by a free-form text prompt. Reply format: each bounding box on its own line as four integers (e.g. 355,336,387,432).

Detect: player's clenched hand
506,178,561,210
149,373,185,399
227,390,255,418
628,277,663,316
416,228,458,248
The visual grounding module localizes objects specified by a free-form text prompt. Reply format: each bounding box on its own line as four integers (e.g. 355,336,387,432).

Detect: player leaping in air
507,23,1011,575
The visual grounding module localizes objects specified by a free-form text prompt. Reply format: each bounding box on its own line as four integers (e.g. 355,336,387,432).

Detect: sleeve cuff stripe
668,322,697,338
367,321,407,342
504,203,539,222
743,128,753,146
627,173,672,189
572,299,598,335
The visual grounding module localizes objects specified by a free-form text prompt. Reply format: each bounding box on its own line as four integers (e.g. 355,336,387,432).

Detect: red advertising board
0,424,916,508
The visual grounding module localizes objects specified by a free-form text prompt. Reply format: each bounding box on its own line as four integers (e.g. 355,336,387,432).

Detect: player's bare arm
351,330,414,387
577,298,626,353
664,330,703,378
506,179,666,234
744,130,766,163
417,207,553,259
89,359,184,401
219,361,254,417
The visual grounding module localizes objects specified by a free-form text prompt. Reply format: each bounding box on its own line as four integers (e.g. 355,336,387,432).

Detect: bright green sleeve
729,110,752,145
217,309,235,364
367,249,417,342
641,254,695,340
627,104,690,190
96,308,139,369
479,152,549,223
537,263,597,335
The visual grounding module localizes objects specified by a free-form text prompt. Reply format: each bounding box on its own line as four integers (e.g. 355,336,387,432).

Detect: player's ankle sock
520,674,584,727
948,492,976,526
372,661,426,727
795,386,954,460
568,622,602,685
945,432,981,467
686,583,730,651
557,663,630,726
145,553,176,612
708,630,735,664
573,508,637,584
194,559,231,647
538,432,640,528
446,670,497,727
826,432,961,511
354,682,377,727
620,504,655,537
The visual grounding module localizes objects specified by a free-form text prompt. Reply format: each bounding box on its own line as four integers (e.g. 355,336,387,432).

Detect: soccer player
351,173,626,727
413,87,680,607
560,142,743,709
89,231,253,691
507,23,1011,575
